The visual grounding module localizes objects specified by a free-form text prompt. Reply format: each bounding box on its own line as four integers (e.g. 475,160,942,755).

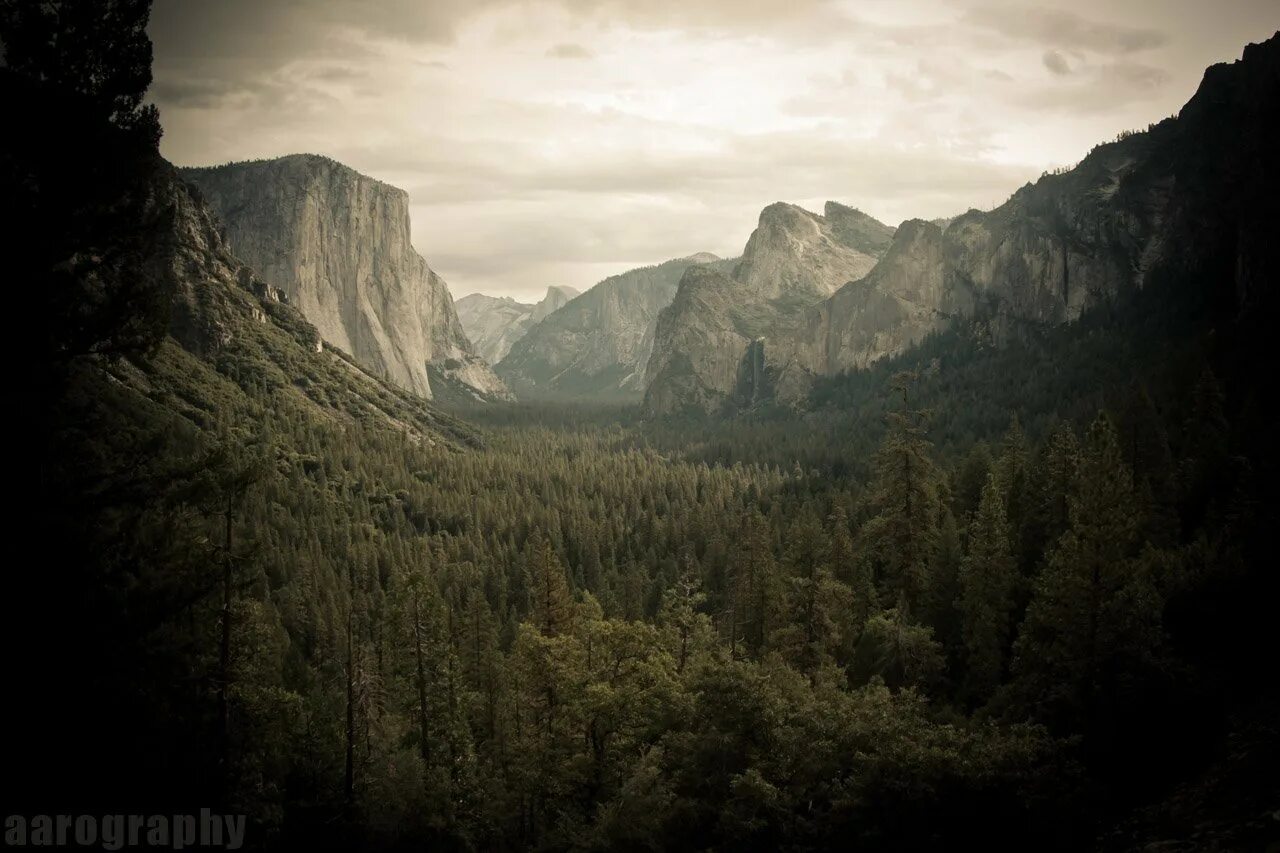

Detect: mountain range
174,20,1277,420
644,202,895,414
495,253,734,400
643,35,1279,415
456,286,579,365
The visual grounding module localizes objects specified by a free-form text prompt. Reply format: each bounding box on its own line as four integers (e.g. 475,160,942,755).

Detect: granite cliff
498,254,730,399
649,33,1279,413
181,155,510,402
456,285,579,366
135,160,476,445
644,203,894,414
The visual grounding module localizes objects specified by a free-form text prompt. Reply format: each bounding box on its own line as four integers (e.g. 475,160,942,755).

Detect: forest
11,2,1277,850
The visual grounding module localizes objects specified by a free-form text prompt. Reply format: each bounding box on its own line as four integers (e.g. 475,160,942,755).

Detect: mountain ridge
644,201,896,414
647,32,1279,415
456,285,581,365
497,253,733,400
181,154,511,402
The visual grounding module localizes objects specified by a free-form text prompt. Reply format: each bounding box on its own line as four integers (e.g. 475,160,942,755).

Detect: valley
10,4,1278,851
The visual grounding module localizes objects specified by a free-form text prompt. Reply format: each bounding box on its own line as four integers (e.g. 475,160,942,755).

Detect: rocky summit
644,202,895,414
498,254,731,400
648,34,1280,414
456,285,579,366
182,155,511,402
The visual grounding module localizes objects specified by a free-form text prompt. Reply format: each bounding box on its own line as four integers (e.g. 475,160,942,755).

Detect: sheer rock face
768,219,963,402
733,202,888,304
139,161,472,447
644,202,894,414
643,265,755,416
651,33,1280,413
456,285,579,366
180,154,510,401
498,254,728,399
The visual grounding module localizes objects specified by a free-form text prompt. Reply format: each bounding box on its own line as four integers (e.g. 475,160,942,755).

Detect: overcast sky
149,0,1278,302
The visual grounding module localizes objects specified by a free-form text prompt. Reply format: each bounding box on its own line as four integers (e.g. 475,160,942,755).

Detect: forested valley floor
30,308,1277,849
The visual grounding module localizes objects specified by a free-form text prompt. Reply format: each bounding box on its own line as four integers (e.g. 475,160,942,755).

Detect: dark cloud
546,43,594,59
1042,49,1071,75
964,6,1168,54
308,66,368,84
151,77,244,109
1019,61,1170,113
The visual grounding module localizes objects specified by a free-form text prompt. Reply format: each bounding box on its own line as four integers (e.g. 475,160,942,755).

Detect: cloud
964,6,1168,55
1042,49,1071,75
546,43,594,59
148,0,1276,301
151,77,245,109
1018,61,1170,113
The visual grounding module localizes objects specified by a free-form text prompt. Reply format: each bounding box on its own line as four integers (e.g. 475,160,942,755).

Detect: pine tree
954,442,994,523
1013,414,1163,732
829,505,875,647
862,372,940,618
957,475,1017,702
526,531,575,637
995,416,1035,573
1036,422,1080,555
773,514,851,678
726,509,781,659
929,507,964,668
658,549,712,674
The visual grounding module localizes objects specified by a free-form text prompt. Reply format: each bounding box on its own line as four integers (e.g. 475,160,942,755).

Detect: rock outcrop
181,154,510,401
767,218,965,402
644,203,894,414
498,254,729,399
650,33,1280,414
139,160,476,445
456,285,579,366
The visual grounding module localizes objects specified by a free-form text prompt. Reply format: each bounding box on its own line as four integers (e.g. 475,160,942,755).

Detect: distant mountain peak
645,200,895,415
498,253,737,400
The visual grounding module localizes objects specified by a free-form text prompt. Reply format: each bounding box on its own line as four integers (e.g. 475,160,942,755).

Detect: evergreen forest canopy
10,2,1278,850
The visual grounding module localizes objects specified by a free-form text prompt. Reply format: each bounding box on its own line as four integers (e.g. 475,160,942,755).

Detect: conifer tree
1037,422,1081,556
862,372,940,619
771,515,851,678
526,531,575,637
1013,414,1163,731
929,507,964,667
957,475,1017,702
658,550,713,673
726,509,782,658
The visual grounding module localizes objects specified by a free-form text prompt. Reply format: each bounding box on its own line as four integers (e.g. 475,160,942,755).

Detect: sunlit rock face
182,154,510,401
644,202,895,415
650,33,1280,414
498,254,729,400
456,285,579,366
765,131,1188,404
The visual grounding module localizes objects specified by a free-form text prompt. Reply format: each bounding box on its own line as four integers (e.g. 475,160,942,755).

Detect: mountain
498,253,731,399
644,203,895,414
765,33,1279,406
456,285,579,365
650,33,1280,415
155,160,477,444
181,155,511,402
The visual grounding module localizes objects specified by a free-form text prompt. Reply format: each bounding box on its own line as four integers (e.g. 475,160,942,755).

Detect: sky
149,0,1278,303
